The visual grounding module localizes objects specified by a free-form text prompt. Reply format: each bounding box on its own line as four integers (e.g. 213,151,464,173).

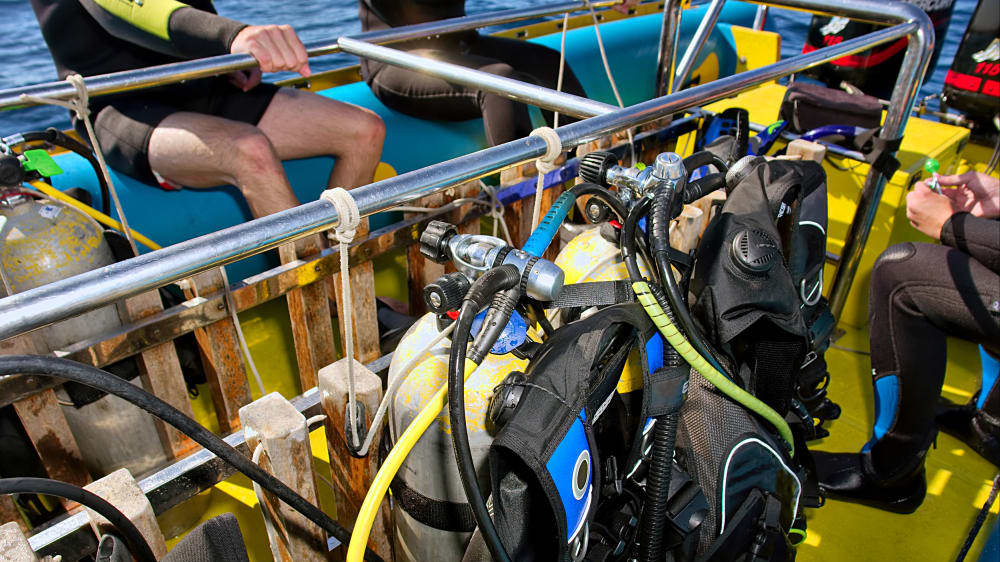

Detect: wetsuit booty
813,451,926,514
937,400,1000,467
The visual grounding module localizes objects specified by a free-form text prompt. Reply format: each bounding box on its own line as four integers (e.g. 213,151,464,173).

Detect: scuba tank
800,0,955,100
941,0,1000,141
0,151,167,478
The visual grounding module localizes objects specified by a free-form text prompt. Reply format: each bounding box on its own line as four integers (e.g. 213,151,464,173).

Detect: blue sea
0,0,978,134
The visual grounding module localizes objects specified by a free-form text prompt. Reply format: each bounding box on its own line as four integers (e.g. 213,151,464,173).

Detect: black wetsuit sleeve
78,0,246,59
940,212,1000,275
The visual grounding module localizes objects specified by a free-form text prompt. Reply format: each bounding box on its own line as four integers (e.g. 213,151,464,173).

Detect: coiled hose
0,477,155,562
449,264,522,562
0,355,384,562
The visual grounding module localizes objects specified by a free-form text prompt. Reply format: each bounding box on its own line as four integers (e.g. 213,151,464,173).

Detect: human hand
230,25,311,77
906,182,957,240
938,170,1000,219
227,68,262,92
612,0,640,15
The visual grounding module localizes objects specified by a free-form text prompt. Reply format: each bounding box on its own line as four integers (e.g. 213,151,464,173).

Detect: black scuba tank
800,0,956,100
942,0,1000,139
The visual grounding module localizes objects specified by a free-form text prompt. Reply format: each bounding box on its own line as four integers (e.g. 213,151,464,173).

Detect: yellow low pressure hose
632,280,796,454
29,180,161,250
347,357,480,562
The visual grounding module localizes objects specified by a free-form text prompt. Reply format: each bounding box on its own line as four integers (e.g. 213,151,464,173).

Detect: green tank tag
22,149,63,178
923,157,939,175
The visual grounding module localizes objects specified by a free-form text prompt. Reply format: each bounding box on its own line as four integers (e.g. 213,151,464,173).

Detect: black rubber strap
542,281,635,309
863,134,903,182
390,476,476,533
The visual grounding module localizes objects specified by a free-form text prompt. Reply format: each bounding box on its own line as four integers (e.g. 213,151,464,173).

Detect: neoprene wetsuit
359,0,587,146
29,0,279,185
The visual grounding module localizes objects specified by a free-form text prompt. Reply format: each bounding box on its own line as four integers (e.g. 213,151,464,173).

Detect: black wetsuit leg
865,241,1000,478
364,34,586,146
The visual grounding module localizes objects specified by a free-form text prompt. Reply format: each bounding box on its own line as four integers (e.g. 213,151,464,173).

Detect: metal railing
0,0,620,111
0,0,933,339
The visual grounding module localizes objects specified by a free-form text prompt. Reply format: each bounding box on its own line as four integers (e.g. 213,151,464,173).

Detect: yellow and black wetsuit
359,0,587,147
29,0,280,185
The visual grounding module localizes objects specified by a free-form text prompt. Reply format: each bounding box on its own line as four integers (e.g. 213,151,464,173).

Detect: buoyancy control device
386,125,830,560
941,0,1000,141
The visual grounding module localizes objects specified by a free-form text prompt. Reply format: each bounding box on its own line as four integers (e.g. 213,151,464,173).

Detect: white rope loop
529,126,563,230
20,74,140,255
321,187,363,448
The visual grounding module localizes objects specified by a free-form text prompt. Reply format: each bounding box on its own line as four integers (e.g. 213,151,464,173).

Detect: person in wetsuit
814,171,1000,513
30,0,385,219
358,0,588,146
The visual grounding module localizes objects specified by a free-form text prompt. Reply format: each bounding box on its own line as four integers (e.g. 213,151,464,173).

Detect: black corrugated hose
0,477,156,562
0,355,384,562
636,347,688,562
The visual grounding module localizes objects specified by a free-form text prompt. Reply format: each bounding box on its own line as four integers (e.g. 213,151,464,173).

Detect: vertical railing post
83,469,168,559
655,0,684,96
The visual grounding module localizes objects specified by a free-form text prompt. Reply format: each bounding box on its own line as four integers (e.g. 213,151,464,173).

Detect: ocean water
0,0,977,134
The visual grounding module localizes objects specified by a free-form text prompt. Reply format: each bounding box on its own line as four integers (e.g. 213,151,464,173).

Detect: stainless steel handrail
337,37,618,118
0,4,928,341
654,0,683,96
0,0,620,111
673,0,727,92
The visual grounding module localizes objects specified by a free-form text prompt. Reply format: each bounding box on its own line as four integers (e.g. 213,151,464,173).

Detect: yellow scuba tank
0,195,168,477
388,313,530,561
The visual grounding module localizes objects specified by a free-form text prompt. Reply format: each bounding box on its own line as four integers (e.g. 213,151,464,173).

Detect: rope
321,187,363,449
20,74,139,256
481,181,513,245
251,443,292,552
219,265,267,397
553,12,570,129
529,126,563,231
583,0,636,165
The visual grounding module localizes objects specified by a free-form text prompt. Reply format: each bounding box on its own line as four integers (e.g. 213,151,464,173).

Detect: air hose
648,183,726,375
0,477,155,562
620,196,794,453
347,266,520,562
449,265,522,562
10,128,111,215
0,356,384,562
522,182,627,257
637,349,687,562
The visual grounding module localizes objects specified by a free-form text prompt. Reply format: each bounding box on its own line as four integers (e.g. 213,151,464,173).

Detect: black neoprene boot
812,451,926,514
936,399,1000,467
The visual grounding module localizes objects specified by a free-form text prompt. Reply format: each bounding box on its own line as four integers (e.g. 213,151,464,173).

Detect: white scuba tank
0,197,167,477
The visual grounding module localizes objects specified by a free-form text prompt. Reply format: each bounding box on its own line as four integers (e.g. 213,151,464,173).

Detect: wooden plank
0,496,26,532
0,522,38,561
188,270,251,434
240,393,327,561
13,389,90,488
123,291,197,459
282,235,337,392
84,469,168,559
331,218,380,365
319,359,393,561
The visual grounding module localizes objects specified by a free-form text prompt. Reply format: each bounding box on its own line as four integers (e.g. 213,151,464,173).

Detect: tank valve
424,272,471,313
579,150,619,186
0,153,25,189
419,220,458,263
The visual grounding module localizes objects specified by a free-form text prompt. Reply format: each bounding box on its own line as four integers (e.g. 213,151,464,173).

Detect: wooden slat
0,493,26,532
331,218,380,364
282,235,337,392
319,360,393,561
1,334,91,489
13,389,90,488
188,270,251,434
123,291,198,459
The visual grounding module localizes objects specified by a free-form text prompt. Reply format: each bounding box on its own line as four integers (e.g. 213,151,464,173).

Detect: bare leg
256,88,386,189
147,112,298,218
